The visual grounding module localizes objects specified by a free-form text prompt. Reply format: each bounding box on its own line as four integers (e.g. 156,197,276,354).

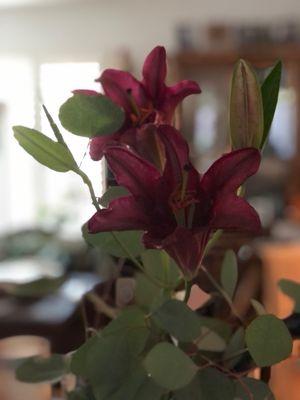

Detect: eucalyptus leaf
13,126,77,172
261,61,282,148
67,387,96,400
85,308,150,397
221,250,238,299
95,365,164,400
245,314,292,367
278,279,300,313
152,299,202,342
223,327,245,368
99,186,129,207
144,342,197,390
135,272,165,311
197,316,231,341
195,326,226,352
234,377,275,399
16,354,67,383
70,335,99,377
174,368,235,400
82,224,144,258
141,250,181,289
59,93,124,138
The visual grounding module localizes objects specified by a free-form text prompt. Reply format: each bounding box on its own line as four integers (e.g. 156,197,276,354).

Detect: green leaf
221,250,238,299
278,279,300,313
99,186,129,208
245,314,292,367
261,61,282,148
141,250,181,289
144,342,197,390
4,276,65,298
251,299,267,315
13,126,77,172
197,316,232,341
174,368,235,400
59,93,124,138
234,377,275,399
94,365,164,400
82,224,144,258
230,59,264,149
85,308,150,397
152,299,202,342
70,335,99,377
223,327,245,368
67,387,96,400
135,273,164,311
16,354,67,383
195,326,226,352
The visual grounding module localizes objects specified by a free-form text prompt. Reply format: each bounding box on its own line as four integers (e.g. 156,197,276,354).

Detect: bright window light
0,60,105,237
39,62,105,237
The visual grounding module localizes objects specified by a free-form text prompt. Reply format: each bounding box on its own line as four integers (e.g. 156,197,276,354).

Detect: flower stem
183,279,192,303
200,265,245,325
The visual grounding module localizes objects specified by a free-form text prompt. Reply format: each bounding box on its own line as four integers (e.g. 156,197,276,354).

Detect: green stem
42,104,65,144
222,348,248,362
200,265,245,325
77,169,101,211
183,279,192,303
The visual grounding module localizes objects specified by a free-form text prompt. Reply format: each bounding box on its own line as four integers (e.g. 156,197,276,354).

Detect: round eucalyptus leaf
59,93,124,138
144,342,197,390
245,314,292,367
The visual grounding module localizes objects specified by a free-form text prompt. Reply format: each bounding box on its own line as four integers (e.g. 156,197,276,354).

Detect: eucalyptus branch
87,291,118,319
200,265,245,325
199,354,254,400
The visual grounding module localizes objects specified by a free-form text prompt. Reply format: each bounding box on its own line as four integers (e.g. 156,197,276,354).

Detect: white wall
0,0,300,65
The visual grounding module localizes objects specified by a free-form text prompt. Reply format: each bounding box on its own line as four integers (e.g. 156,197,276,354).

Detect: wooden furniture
259,242,300,400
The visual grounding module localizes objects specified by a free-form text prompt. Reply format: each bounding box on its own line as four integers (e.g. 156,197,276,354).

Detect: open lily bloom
88,125,261,277
74,46,200,161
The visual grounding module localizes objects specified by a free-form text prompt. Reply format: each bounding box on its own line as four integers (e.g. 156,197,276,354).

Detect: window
0,59,104,236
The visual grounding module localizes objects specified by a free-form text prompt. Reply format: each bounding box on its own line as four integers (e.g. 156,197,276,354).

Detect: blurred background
1,0,300,398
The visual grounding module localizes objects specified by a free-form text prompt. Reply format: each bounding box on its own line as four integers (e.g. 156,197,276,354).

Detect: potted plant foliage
13,46,292,400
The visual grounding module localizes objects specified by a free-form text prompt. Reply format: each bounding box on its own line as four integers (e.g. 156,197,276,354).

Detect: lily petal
167,80,201,106
89,132,121,161
88,196,150,233
142,46,167,100
209,194,261,232
144,227,210,276
200,148,260,195
98,69,147,113
104,145,161,200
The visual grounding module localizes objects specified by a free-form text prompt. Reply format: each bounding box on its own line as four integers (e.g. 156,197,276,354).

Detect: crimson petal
167,80,201,105
142,46,167,100
89,132,121,161
209,195,261,232
104,145,161,200
98,69,147,113
88,196,150,233
200,148,260,195
144,227,210,276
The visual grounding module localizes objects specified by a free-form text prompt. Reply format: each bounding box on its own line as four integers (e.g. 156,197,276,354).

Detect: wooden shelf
174,44,300,67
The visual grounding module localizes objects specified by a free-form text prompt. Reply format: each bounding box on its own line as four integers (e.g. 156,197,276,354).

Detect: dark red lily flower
74,46,200,161
88,125,261,277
